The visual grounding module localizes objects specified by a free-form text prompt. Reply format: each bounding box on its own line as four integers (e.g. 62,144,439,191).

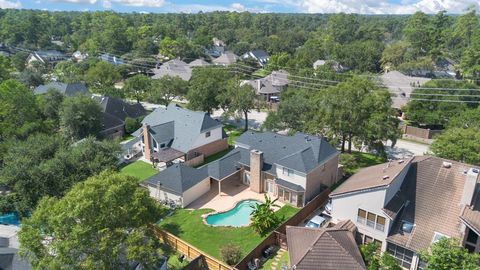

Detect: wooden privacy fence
235,188,331,270
150,226,233,270
402,125,442,140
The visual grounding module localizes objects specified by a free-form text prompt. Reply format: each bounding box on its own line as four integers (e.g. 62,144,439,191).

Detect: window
367,212,376,228
357,208,386,232
160,143,165,148
205,131,211,137
266,181,274,193
417,260,427,270
466,229,478,245
432,232,449,244
357,209,367,224
152,139,157,149
376,216,386,232
282,167,294,176
402,221,414,233
387,243,413,269
365,235,373,243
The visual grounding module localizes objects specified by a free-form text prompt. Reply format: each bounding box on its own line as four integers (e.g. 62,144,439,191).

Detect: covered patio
151,148,185,163
187,172,284,212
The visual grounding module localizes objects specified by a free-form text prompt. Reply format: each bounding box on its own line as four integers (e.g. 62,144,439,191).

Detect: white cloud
110,0,165,7
231,2,246,11
50,0,98,4
299,0,479,14
0,0,21,8
102,0,111,8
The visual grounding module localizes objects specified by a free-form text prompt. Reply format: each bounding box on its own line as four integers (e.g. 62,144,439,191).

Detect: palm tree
250,194,280,235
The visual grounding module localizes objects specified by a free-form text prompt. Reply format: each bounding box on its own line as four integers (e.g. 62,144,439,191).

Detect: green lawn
120,160,158,182
157,205,298,259
252,69,271,77
259,249,289,270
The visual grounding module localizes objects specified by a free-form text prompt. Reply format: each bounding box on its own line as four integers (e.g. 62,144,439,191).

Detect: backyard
157,206,299,260
120,160,158,182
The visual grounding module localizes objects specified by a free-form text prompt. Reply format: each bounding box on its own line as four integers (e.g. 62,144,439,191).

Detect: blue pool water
0,213,20,226
205,200,260,227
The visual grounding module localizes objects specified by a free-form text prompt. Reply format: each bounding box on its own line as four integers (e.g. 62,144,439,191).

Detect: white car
305,215,327,228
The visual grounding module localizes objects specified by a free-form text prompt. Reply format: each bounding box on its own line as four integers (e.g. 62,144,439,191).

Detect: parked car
305,214,327,228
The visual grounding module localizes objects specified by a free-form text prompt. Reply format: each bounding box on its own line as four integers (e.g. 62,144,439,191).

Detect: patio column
218,180,221,196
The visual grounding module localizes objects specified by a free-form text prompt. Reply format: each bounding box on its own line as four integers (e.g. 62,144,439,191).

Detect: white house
329,156,480,270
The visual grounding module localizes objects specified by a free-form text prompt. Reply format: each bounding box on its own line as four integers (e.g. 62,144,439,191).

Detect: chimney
143,124,152,161
460,168,479,206
257,79,261,92
250,149,263,193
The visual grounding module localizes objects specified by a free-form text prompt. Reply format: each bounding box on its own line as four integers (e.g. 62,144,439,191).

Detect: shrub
125,117,142,134
220,243,242,266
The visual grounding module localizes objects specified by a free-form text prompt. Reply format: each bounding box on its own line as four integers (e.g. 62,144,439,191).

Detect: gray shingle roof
275,178,305,192
149,122,174,144
212,51,238,66
95,96,146,122
143,164,208,195
133,104,223,153
204,148,246,180
33,82,88,96
151,59,192,81
235,131,339,175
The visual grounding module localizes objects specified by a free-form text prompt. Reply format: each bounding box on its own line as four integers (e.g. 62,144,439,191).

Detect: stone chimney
460,168,480,206
250,149,263,193
143,124,152,161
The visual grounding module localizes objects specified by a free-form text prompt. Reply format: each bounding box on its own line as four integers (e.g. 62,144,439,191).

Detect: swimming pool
205,200,260,227
0,213,20,226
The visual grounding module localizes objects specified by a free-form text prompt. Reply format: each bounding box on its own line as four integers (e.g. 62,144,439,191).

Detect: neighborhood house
329,156,480,270
142,131,340,208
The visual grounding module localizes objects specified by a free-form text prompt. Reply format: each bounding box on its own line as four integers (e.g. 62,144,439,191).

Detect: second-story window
376,216,386,232
357,208,386,232
357,209,366,224
282,167,293,176
205,131,211,138
367,213,376,228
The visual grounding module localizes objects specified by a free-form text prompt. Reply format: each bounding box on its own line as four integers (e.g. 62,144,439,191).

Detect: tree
0,79,41,142
405,80,478,127
59,95,102,140
381,41,409,70
18,67,44,88
148,75,188,106
187,67,231,113
36,88,65,130
250,194,280,236
447,107,480,130
0,55,12,82
85,61,121,91
18,171,164,269
220,244,242,266
420,238,480,270
53,61,84,83
403,12,434,57
430,128,480,165
360,243,402,270
125,117,142,134
123,74,151,103
221,80,256,131
0,135,120,214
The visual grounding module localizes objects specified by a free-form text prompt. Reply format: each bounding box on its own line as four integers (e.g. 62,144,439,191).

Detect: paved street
385,139,430,159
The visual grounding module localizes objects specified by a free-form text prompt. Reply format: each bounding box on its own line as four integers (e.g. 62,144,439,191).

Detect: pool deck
187,180,284,212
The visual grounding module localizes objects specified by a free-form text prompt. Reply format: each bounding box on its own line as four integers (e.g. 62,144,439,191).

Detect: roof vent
383,175,389,180
442,162,452,168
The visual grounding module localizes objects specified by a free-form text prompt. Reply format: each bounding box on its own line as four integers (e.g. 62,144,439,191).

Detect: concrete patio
187,179,284,212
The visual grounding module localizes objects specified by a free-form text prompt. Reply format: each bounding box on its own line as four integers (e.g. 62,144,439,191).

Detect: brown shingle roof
287,224,366,270
460,181,480,234
386,156,469,252
330,158,414,197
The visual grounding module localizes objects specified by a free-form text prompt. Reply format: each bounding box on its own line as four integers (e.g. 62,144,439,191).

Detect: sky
0,0,479,14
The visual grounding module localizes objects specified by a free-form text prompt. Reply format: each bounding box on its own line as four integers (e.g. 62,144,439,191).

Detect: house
242,70,289,102
313,59,347,73
99,53,124,66
142,131,339,208
26,50,68,66
93,96,146,139
131,103,228,164
0,225,31,270
241,50,269,67
189,59,211,68
205,37,226,58
72,51,88,62
380,71,431,109
212,51,238,66
151,59,192,81
286,220,366,270
329,156,480,270
33,82,88,96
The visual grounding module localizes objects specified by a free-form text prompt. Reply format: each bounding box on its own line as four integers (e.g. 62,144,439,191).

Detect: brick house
143,131,340,207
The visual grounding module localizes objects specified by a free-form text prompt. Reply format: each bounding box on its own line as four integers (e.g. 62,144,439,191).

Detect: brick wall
187,138,228,160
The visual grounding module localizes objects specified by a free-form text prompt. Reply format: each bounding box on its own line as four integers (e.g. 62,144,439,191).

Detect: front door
283,190,290,202
243,172,251,186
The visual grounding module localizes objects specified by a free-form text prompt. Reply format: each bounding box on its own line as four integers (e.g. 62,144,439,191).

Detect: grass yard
157,205,299,259
259,249,289,270
119,160,158,182
252,69,271,77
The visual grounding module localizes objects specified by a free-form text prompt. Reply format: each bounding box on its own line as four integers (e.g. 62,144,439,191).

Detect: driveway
385,139,430,159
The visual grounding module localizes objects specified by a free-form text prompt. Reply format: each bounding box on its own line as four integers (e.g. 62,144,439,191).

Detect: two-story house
142,131,340,207
130,103,228,164
329,156,480,270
